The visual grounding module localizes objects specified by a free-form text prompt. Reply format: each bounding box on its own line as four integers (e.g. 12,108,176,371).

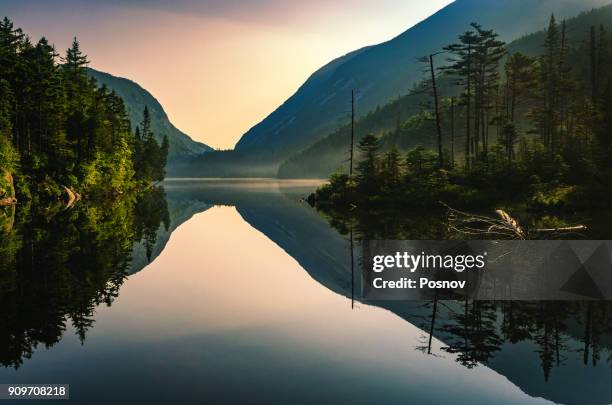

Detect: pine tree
471,23,506,159
539,14,561,153
381,146,402,192
505,53,536,122
64,36,88,71
161,135,169,169
444,28,480,168
141,106,152,142
0,17,25,82
355,134,380,194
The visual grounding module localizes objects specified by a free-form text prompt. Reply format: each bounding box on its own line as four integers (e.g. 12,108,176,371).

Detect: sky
3,0,452,149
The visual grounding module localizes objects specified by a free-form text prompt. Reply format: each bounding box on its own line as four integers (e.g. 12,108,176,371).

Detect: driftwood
0,196,17,206
442,202,587,240
0,170,16,206
62,186,82,210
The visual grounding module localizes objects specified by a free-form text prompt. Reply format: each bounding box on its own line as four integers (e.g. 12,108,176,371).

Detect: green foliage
355,134,381,195
380,147,403,194
0,17,168,201
0,137,18,173
315,173,356,207
133,107,167,183
530,184,579,210
79,137,135,197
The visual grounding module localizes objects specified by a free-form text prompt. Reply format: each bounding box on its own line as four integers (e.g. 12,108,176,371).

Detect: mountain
230,0,610,176
87,68,213,163
279,3,612,178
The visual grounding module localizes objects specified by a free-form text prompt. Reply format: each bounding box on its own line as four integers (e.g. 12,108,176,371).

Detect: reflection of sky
0,204,550,403
1,0,452,149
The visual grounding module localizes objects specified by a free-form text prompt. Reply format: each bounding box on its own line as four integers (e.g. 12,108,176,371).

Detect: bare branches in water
441,202,587,240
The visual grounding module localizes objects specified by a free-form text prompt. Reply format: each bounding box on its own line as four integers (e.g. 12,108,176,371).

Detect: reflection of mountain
160,180,352,295
130,197,212,275
157,181,612,405
238,199,352,297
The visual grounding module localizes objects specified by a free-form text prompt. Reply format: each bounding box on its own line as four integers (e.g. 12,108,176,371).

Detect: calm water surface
1,179,611,404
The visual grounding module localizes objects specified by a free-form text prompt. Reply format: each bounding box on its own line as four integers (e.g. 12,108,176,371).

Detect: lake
1,179,611,404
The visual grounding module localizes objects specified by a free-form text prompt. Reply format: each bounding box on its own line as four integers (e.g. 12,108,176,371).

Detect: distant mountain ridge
87,68,213,163
278,3,612,178
231,0,610,175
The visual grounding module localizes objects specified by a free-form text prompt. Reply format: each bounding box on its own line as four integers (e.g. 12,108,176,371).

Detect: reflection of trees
441,300,502,368
0,188,169,368
531,302,569,381
425,300,612,382
580,302,612,369
134,187,170,261
320,207,448,241
319,207,612,382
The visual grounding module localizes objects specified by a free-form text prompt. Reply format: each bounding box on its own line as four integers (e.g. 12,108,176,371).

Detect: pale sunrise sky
3,1,452,149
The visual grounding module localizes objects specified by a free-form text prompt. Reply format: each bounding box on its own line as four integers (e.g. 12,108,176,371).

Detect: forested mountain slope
233,0,610,175
279,4,612,179
88,69,212,163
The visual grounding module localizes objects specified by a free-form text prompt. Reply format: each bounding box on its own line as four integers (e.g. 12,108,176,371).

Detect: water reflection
0,188,169,368
0,179,610,404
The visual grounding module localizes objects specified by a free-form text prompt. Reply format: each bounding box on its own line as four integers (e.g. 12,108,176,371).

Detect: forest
0,17,168,206
314,14,612,212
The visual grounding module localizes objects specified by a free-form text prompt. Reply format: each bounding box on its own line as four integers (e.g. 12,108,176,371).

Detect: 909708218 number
8,386,65,396
1,384,69,400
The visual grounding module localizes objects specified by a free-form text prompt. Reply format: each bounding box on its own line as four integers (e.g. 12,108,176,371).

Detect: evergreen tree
444,28,480,168
63,36,88,71
471,23,506,159
134,106,168,183
380,146,402,192
141,106,152,142
505,53,537,122
160,135,169,173
536,15,562,153
355,134,380,194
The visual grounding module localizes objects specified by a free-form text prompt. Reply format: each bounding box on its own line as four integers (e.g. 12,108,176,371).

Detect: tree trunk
429,54,444,169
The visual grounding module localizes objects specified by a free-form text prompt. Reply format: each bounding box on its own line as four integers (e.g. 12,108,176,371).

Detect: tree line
0,17,168,202
316,15,612,210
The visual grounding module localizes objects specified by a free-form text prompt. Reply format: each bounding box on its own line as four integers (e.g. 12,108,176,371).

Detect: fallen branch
534,225,588,233
495,209,527,239
441,202,587,240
